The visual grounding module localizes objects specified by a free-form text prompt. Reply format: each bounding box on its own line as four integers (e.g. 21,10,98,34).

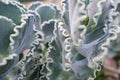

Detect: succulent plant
0,0,60,80
51,0,120,80
0,0,120,80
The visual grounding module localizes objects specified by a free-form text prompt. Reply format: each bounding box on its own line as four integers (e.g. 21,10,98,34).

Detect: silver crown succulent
0,0,120,80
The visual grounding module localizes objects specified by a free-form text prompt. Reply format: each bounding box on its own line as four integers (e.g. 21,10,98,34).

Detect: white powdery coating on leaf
9,14,30,51
70,0,87,45
90,1,120,80
58,21,72,71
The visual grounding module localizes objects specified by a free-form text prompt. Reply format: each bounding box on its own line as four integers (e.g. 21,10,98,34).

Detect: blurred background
15,0,61,7
95,34,120,80
14,0,120,80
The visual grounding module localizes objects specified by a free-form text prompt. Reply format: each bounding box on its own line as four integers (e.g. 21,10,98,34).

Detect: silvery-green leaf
84,26,107,44
87,0,105,21
65,1,90,29
87,0,119,33
76,35,107,64
28,1,42,10
69,0,81,44
72,59,94,80
0,54,19,80
72,0,120,79
14,26,47,80
56,22,72,71
52,4,62,19
36,5,56,23
62,0,70,33
86,0,118,35
49,40,62,80
42,20,56,42
11,12,41,54
11,16,35,54
11,0,27,13
68,0,87,45
0,16,15,57
96,0,111,27
0,0,22,24
68,0,77,21
76,0,117,60
29,2,61,20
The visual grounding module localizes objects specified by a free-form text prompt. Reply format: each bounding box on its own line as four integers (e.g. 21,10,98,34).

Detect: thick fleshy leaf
11,12,41,54
42,20,56,42
68,0,87,45
11,16,34,54
0,0,119,80
29,2,61,20
76,0,119,59
76,35,107,67
28,1,42,10
86,0,105,33
96,0,111,27
36,5,56,23
76,0,119,65
84,26,107,44
0,54,19,80
87,0,104,22
12,26,48,80
86,0,119,33
56,22,72,71
72,59,94,80
0,16,15,56
0,0,22,24
11,0,27,13
49,40,62,80
52,4,61,19
62,0,70,33
69,0,120,79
